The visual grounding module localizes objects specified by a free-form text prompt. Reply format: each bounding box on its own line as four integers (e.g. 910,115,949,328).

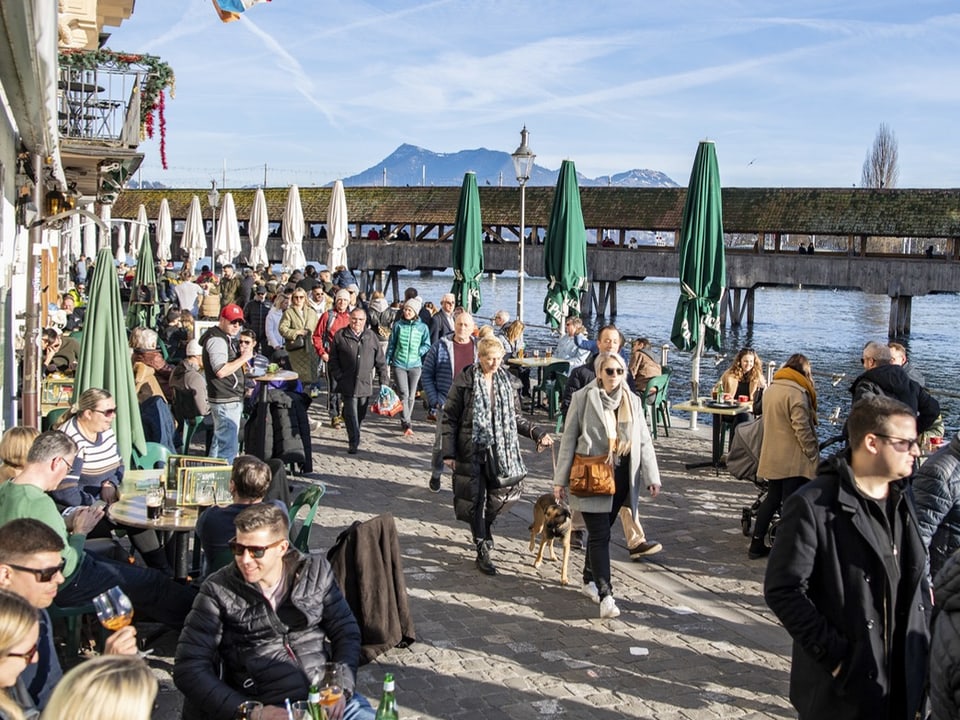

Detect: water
396,271,960,438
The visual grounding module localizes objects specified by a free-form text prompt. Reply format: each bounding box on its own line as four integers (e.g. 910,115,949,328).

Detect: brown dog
529,493,573,585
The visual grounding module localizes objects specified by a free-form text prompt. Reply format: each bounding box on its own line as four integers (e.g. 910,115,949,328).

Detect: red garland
145,105,155,139
158,90,168,170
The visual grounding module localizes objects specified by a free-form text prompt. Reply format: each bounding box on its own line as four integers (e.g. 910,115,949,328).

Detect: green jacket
0,482,86,578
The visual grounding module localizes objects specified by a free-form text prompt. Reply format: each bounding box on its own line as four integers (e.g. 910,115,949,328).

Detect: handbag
285,335,305,351
568,453,616,497
483,446,525,489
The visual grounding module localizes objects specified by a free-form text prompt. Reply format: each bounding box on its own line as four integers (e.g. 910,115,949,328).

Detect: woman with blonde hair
0,588,40,720
553,351,662,619
719,347,766,403
40,655,157,720
0,428,39,483
279,288,320,385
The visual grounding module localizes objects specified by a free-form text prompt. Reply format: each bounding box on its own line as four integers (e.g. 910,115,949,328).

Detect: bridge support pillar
888,295,912,337
720,287,754,328
584,280,618,319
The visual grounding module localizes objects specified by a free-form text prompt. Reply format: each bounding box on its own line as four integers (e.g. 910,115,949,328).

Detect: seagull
747,158,757,167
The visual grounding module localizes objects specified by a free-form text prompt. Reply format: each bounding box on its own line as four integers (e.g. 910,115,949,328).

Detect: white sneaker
581,582,600,604
599,595,620,619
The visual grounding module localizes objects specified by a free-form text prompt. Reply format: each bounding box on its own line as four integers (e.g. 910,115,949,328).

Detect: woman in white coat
553,351,662,619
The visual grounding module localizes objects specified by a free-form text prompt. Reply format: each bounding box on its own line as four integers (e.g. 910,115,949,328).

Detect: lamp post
511,126,535,323
207,180,220,270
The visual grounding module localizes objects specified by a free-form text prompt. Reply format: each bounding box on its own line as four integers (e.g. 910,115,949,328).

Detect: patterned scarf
597,382,633,465
472,366,526,479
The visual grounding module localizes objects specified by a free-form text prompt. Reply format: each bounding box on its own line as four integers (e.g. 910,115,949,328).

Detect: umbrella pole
688,326,704,430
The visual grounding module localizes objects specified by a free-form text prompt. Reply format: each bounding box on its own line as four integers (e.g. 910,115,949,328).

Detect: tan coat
756,377,819,481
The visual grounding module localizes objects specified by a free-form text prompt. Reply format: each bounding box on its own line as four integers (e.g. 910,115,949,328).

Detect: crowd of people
20,253,960,719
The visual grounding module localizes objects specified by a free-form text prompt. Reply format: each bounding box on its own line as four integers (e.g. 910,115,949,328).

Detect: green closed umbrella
125,230,159,331
450,172,484,313
543,159,588,329
76,247,146,465
670,140,727,404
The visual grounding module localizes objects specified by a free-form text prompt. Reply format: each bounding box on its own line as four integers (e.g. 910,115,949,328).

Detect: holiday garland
58,49,175,169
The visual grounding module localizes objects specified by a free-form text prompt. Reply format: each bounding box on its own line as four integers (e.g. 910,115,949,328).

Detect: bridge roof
112,186,960,238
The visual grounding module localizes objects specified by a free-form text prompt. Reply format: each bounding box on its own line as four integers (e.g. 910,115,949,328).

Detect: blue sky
108,0,960,189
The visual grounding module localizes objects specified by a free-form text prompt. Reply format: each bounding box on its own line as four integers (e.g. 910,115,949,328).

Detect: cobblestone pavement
149,404,795,719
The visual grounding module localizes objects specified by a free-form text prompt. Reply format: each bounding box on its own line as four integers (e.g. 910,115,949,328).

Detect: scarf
472,366,526,479
597,382,633,465
773,366,818,417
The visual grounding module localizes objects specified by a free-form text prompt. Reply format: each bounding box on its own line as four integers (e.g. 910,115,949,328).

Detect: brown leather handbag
568,453,615,497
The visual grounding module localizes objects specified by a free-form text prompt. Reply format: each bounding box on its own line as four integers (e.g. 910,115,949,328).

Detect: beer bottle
307,673,324,720
374,673,398,720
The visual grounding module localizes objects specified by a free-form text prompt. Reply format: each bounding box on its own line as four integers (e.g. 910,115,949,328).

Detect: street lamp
511,126,535,323
207,180,220,270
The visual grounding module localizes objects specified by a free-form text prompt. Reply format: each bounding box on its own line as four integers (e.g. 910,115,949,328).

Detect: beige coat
756,377,819,481
279,306,320,383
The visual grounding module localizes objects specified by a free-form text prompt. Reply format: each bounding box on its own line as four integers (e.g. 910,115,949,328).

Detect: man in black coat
764,395,931,720
851,341,939,434
328,308,389,454
175,504,376,720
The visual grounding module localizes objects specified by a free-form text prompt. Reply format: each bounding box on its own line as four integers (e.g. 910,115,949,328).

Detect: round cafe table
108,496,199,580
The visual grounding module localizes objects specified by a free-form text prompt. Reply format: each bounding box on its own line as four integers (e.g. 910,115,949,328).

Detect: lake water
398,271,960,439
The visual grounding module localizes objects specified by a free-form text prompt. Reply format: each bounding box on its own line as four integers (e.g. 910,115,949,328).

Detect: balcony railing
57,65,140,145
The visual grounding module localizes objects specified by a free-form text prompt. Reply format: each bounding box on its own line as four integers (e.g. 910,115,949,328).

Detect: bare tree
861,123,899,189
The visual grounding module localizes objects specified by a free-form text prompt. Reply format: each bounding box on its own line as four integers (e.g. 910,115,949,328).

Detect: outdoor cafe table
109,492,199,580
672,398,754,471
507,355,557,413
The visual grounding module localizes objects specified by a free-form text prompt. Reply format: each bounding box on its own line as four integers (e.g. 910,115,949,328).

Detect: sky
107,0,960,189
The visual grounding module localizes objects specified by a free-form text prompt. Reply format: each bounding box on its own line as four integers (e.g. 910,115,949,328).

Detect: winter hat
186,339,202,357
335,289,351,302
404,297,423,315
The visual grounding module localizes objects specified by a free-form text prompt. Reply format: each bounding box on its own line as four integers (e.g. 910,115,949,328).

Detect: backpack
726,416,764,481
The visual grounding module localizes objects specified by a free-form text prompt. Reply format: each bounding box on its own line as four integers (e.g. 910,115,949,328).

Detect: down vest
175,550,361,720
913,432,960,579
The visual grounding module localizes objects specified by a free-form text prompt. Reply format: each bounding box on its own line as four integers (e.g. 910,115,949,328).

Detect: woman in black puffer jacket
440,336,552,576
931,550,960,720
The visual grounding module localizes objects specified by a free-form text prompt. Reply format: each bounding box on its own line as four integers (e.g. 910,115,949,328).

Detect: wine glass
92,586,134,631
318,662,343,712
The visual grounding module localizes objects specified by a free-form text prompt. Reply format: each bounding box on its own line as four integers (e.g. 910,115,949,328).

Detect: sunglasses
7,559,66,583
6,642,38,664
92,407,117,417
229,319,244,326
603,367,625,376
227,537,285,559
238,340,255,346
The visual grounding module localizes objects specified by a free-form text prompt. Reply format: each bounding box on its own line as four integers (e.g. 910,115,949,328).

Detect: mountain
341,144,677,188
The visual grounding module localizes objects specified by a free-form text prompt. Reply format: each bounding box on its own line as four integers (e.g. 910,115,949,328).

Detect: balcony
57,50,174,204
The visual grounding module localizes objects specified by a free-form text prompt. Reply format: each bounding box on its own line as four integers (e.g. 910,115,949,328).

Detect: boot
475,539,497,575
484,520,495,550
748,538,770,560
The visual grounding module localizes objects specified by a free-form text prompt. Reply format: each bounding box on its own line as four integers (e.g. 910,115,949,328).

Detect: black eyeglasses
603,367,625,376
7,559,66,583
227,537,285,559
6,642,38,664
874,434,920,453
92,407,117,417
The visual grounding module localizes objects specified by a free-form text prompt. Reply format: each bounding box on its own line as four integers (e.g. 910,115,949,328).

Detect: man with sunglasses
176,503,376,720
0,431,196,629
0,519,137,711
764,395,931,720
201,304,254,462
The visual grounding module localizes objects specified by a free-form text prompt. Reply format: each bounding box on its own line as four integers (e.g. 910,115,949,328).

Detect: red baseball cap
220,304,244,323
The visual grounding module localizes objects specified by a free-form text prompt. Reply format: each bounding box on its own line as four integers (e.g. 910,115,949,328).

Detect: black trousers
581,458,631,598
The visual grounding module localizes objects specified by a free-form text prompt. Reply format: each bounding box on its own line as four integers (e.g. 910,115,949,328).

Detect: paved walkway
149,405,796,719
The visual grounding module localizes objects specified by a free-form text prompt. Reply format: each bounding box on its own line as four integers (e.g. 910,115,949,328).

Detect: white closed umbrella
99,204,112,252
181,195,206,274
326,179,349,270
67,214,81,259
115,224,126,265
281,184,307,271
248,187,269,268
214,192,242,267
82,202,97,259
131,203,149,258
156,199,172,263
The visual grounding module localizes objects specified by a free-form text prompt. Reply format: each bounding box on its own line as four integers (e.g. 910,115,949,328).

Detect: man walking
175,504,376,720
243,284,271,353
314,289,353,427
422,311,476,491
328,309,389,454
764,395,931,720
428,293,456,343
202,304,253,462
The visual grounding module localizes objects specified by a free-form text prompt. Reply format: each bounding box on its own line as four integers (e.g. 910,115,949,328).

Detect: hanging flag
211,0,271,23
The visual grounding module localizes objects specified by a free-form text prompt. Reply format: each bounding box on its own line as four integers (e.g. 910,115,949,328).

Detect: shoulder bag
568,453,615,497
285,335,305,351
484,447,525,489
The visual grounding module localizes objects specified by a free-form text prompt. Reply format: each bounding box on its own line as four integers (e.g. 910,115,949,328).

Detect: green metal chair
180,416,206,454
530,360,571,420
131,441,171,470
288,485,326,553
42,407,69,432
48,602,105,658
643,371,672,440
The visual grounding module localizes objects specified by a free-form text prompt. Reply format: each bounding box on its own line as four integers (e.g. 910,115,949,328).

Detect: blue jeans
341,396,369,449
344,693,376,720
393,366,421,428
57,553,196,627
210,400,243,462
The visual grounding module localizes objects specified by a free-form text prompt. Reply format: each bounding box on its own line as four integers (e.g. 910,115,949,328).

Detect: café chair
43,407,69,432
132,441,171,471
530,360,570,419
288,485,326,553
643,372,672,439
48,602,106,658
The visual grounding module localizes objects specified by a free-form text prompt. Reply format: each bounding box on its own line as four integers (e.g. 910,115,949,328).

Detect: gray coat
553,382,661,517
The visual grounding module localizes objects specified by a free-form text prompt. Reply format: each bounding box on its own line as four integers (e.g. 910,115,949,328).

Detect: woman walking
385,298,431,436
442,337,553,575
553,351,662,619
748,353,818,559
279,288,320,386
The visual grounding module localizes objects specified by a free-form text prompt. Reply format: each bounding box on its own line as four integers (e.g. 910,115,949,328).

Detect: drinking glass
545,348,552,359
533,349,540,359
318,663,343,712
289,701,311,720
92,586,134,631
145,488,163,520
235,701,263,720
195,482,216,513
